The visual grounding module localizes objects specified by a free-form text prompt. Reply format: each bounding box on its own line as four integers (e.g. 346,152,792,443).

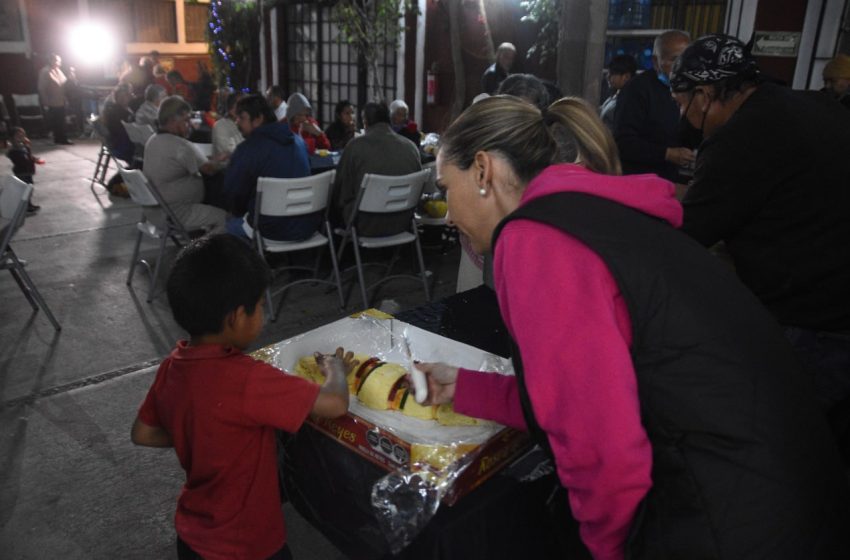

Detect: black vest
493,192,850,559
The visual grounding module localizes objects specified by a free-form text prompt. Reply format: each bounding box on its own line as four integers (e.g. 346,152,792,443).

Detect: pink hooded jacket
454,164,683,560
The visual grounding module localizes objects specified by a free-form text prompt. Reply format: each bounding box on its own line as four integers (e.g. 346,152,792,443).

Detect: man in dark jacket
480,42,516,95
672,34,850,460
613,30,694,182
223,95,319,242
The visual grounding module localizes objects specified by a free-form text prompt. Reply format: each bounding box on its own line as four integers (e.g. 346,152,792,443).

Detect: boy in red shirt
131,234,353,560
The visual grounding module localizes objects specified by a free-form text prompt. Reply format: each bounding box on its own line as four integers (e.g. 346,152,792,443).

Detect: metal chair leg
147,232,168,303
351,230,369,310
412,222,431,302
127,229,143,286
9,266,38,311
325,221,346,309
8,248,61,330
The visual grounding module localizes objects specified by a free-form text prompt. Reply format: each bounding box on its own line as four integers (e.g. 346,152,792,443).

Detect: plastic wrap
254,311,520,551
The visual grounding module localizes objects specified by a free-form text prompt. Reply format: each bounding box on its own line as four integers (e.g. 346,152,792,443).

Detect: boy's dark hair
166,234,272,336
496,74,550,111
608,54,638,77
362,102,390,126
225,91,244,113
266,85,286,100
236,94,277,125
335,99,353,118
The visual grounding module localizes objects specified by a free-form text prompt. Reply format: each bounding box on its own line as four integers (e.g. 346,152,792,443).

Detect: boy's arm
310,349,354,419
131,415,173,447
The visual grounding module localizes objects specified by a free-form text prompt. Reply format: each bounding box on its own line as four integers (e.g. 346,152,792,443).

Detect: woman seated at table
324,99,356,151
211,91,244,161
142,96,227,234
286,92,330,155
389,99,420,147
417,95,850,559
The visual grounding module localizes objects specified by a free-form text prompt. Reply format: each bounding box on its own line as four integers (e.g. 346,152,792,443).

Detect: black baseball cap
670,34,759,93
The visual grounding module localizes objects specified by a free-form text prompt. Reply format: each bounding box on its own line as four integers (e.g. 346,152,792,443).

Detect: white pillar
259,1,267,93
414,0,426,126
557,0,609,104
396,12,406,103
270,7,279,86
176,0,186,45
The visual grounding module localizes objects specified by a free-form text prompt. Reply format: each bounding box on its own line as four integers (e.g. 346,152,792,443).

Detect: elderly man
332,102,421,237
37,53,71,145
389,99,420,146
142,96,226,233
134,84,167,128
671,35,850,455
481,42,516,95
823,54,850,109
265,85,288,122
613,30,694,182
222,94,319,242
600,55,638,131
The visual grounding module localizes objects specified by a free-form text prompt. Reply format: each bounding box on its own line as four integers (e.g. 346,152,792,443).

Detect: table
309,149,436,175
278,287,590,559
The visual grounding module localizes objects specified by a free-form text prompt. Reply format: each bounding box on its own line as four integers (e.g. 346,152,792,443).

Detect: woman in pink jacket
418,96,849,560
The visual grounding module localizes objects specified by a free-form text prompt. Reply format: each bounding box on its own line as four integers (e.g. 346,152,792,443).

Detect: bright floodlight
69,21,116,65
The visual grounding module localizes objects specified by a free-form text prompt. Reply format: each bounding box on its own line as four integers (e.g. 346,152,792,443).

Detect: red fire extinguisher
427,70,437,105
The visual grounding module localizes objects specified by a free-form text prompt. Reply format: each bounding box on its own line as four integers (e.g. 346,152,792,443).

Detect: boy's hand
315,347,359,376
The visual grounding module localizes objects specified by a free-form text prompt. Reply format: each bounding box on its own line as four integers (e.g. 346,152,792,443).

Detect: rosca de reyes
294,354,488,426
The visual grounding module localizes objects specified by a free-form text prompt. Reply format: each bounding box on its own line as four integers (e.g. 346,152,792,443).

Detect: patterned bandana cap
670,34,759,93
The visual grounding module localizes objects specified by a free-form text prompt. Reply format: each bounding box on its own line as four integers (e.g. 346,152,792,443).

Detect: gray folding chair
11,94,46,136
0,175,61,330
122,121,155,162
253,170,344,321
335,169,432,309
120,168,199,302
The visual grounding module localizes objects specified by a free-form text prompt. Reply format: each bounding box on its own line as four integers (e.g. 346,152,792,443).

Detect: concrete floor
0,137,461,559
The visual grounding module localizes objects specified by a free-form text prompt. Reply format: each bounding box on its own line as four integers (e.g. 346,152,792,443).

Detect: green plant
208,0,261,91
333,0,419,99
520,0,561,64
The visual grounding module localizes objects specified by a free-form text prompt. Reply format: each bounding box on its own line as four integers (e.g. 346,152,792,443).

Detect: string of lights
208,0,235,89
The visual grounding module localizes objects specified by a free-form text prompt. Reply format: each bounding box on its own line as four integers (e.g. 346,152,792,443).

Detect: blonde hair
439,95,621,184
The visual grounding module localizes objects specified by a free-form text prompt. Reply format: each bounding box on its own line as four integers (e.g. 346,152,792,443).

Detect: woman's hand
302,120,323,137
412,362,459,405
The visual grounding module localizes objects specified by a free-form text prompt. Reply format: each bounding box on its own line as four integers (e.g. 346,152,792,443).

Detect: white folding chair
122,122,155,162
253,170,344,321
335,169,432,309
11,94,46,136
120,168,198,302
192,143,213,159
0,175,61,330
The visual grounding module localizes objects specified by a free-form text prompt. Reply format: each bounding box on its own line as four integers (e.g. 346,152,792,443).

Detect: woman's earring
479,188,487,197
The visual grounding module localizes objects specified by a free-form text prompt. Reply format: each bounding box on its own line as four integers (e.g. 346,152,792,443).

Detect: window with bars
284,2,398,127
606,0,727,69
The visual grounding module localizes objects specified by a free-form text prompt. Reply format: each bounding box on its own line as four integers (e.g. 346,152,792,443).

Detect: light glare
69,22,116,66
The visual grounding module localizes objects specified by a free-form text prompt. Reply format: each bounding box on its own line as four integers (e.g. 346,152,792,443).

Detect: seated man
212,91,244,160
285,93,330,155
223,94,320,242
134,84,167,129
142,96,227,234
481,42,516,95
265,85,288,122
389,99,420,146
332,101,422,237
100,83,135,163
496,74,550,111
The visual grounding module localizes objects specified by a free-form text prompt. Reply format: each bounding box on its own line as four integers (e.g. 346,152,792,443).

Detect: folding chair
335,169,432,309
121,121,155,163
253,170,344,322
11,94,46,136
88,117,113,195
0,175,61,330
119,168,199,302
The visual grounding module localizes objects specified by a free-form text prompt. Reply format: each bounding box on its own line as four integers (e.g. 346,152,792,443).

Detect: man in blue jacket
223,94,321,241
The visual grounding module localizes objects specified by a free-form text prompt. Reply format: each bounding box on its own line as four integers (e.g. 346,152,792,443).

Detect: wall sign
751,31,801,57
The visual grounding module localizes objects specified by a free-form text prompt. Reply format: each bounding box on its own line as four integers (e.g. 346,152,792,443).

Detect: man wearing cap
823,53,850,109
671,35,850,455
613,30,695,182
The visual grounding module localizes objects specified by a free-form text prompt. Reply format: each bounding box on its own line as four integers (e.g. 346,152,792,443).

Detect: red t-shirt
138,341,320,560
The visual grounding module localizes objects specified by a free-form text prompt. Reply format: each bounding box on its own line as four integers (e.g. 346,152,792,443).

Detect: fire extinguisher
427,70,437,105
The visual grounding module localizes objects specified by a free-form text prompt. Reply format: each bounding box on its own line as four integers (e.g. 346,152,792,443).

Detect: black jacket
496,192,850,559
613,69,681,181
683,83,850,332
